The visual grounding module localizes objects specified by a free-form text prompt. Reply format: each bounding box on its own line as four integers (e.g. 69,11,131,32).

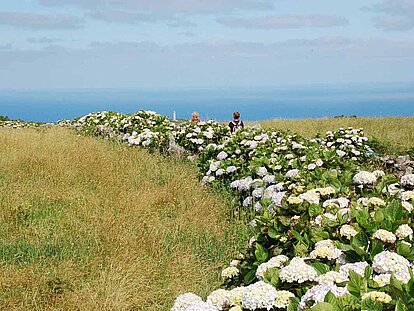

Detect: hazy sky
1,0,414,89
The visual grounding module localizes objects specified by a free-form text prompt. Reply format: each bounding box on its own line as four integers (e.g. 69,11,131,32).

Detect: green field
0,128,248,310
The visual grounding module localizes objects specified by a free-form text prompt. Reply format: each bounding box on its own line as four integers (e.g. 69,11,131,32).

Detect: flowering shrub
5,111,414,310
0,120,48,128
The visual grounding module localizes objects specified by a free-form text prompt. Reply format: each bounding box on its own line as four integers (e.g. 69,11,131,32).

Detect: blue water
1,84,414,122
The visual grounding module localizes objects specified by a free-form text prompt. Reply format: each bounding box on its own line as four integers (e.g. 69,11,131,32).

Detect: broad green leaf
324,291,338,305
311,302,336,311
351,232,368,256
268,227,278,239
374,210,384,223
254,243,269,263
364,266,373,279
309,204,323,217
310,262,331,275
347,270,363,297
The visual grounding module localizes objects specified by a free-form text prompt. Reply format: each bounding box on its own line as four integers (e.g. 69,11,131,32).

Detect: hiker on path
190,112,201,123
228,111,244,133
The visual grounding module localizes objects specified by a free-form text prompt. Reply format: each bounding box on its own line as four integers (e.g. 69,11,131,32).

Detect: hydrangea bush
68,111,414,310
4,110,414,310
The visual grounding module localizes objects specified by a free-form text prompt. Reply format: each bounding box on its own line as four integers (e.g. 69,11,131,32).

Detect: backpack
230,120,243,131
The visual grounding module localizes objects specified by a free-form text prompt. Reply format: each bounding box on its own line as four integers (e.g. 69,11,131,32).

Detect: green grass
0,128,250,310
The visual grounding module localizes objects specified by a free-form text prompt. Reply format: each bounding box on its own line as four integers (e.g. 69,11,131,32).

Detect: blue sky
0,0,414,89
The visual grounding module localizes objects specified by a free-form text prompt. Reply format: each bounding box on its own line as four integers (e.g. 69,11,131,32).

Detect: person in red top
190,111,201,123
228,111,244,133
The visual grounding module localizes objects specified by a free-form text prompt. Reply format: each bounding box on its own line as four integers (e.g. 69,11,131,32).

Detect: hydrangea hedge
3,111,414,310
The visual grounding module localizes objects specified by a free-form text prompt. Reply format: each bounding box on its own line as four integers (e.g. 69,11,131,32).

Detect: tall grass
0,128,249,310
258,116,414,153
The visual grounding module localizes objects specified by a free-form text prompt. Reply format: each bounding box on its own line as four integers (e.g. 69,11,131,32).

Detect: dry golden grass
257,116,414,152
0,128,248,310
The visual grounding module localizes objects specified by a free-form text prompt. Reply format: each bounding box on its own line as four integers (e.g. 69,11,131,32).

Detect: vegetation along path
0,128,248,310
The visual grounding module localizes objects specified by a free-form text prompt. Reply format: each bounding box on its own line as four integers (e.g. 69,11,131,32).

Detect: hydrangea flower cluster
279,258,318,284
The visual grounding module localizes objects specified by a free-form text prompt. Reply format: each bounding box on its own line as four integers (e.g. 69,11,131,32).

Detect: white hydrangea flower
323,198,349,209
230,260,240,267
217,151,228,160
316,186,336,196
252,188,263,199
316,159,324,166
373,229,397,244
340,225,358,239
337,207,351,217
307,163,317,170
256,255,289,280
373,274,391,287
287,196,303,205
394,268,411,284
310,240,342,260
285,169,300,179
353,171,377,185
207,289,229,310
271,192,286,207
299,190,320,204
230,180,240,189
226,287,245,307
257,167,268,177
401,174,414,187
172,293,203,311
242,196,252,207
317,271,348,284
361,291,392,304
336,150,346,157
357,197,369,206
384,183,400,196
372,251,410,276
226,166,237,173
402,201,414,212
263,175,275,184
373,170,385,177
279,258,318,284
368,197,386,206
401,191,414,201
221,267,239,280
314,213,337,226
209,161,221,172
185,301,219,311
207,176,215,183
285,154,295,160
274,290,295,309
241,281,278,310
216,169,225,176
299,283,348,310
254,202,263,212
395,224,413,240
238,177,253,191
339,262,369,278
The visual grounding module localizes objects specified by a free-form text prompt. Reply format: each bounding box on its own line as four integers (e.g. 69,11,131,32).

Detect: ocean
1,84,414,122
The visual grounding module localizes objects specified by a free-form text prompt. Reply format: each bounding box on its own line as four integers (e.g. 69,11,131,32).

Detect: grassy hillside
0,128,249,310
259,116,414,153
